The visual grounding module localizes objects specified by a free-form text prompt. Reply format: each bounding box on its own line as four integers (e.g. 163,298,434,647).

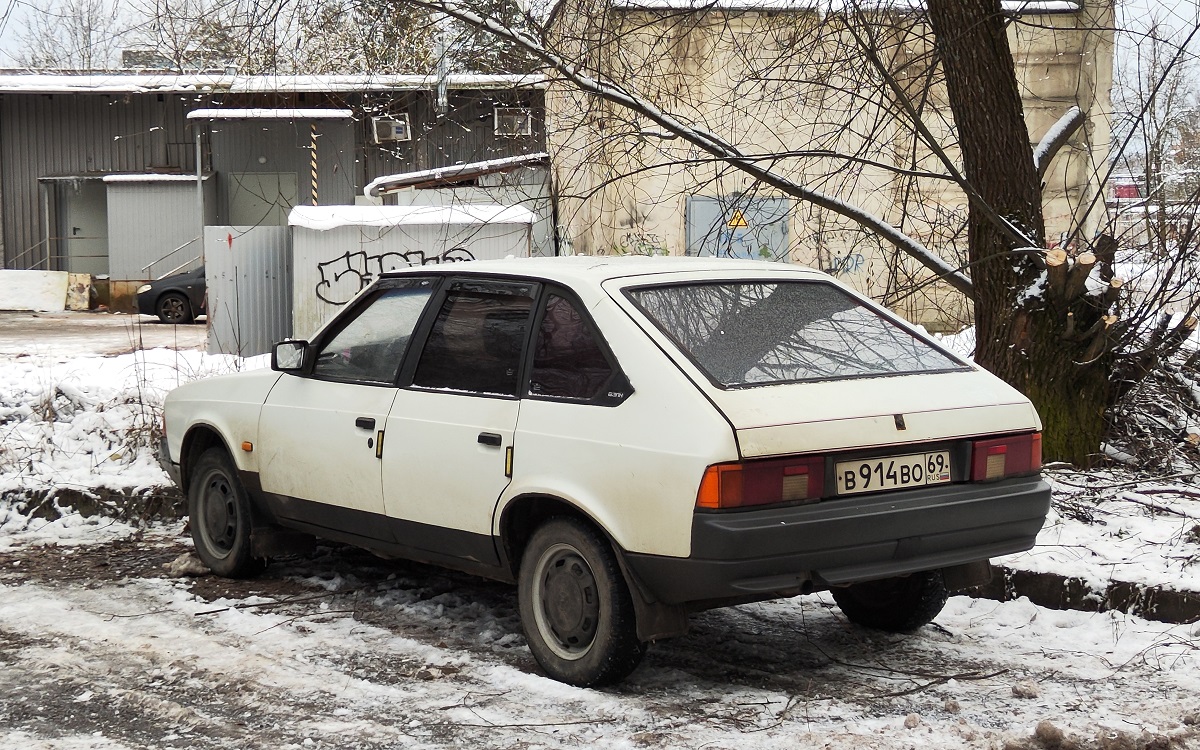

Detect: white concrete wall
0,270,67,312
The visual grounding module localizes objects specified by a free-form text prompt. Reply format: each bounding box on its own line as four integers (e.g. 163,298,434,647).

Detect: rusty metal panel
204,226,292,357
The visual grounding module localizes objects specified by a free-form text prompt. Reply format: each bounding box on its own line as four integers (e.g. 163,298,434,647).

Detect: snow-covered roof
0,72,545,95
187,108,353,120
288,204,537,231
102,173,210,183
365,153,551,196
611,0,1080,12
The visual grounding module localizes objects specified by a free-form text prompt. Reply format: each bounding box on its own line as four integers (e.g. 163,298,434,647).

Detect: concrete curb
971,566,1200,625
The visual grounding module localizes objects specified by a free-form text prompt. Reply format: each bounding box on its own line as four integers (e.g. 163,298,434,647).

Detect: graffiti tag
316,247,476,305
618,233,667,256
826,252,865,276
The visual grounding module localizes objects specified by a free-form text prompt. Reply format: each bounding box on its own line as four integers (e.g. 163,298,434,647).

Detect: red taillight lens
696,456,825,509
971,432,1041,481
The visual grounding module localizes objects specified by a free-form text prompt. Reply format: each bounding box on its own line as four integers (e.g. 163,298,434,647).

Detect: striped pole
310,122,319,206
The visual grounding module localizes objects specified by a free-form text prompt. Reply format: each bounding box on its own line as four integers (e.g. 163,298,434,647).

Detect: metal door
686,195,791,261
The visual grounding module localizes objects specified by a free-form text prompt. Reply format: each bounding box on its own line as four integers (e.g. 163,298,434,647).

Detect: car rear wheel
518,517,646,686
188,447,264,578
157,291,194,324
831,570,949,633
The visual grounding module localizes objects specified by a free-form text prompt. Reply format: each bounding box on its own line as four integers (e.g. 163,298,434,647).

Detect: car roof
378,255,826,287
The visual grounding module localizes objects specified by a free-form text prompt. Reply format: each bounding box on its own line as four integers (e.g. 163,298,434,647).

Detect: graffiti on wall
618,232,667,256
315,247,476,305
825,252,865,276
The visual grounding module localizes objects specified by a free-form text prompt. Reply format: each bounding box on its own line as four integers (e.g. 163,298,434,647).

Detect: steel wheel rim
199,471,237,558
531,542,599,661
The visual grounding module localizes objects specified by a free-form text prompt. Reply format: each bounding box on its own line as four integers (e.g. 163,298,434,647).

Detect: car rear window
625,280,967,387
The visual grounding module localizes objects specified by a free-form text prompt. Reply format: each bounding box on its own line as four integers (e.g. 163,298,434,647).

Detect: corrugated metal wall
361,90,546,186
205,226,293,357
2,86,545,272
0,93,199,269
291,220,532,338
388,179,555,257
107,178,216,280
209,119,356,223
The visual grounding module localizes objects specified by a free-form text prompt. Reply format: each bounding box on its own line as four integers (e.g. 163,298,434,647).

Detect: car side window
412,281,536,396
312,281,435,384
528,294,614,401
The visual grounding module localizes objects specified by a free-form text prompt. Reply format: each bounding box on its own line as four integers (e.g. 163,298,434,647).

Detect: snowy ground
1,312,1199,749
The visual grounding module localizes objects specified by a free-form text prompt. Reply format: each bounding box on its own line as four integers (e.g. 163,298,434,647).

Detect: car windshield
626,280,968,387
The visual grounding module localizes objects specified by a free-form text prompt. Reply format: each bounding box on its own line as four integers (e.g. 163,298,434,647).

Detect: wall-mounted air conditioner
371,114,412,143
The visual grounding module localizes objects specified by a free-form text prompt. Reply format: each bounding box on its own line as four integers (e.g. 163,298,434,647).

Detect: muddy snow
1,312,1198,749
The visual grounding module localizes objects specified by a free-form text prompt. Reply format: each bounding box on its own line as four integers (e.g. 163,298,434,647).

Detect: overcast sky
0,0,1194,69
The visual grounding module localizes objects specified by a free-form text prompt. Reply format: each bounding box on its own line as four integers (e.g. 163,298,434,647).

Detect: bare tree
12,0,128,69
392,0,1200,465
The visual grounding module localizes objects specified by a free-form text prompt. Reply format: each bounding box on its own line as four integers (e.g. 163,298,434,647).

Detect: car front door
382,278,538,565
257,278,436,540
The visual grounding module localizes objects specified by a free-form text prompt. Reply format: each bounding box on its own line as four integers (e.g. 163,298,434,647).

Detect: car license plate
835,451,951,495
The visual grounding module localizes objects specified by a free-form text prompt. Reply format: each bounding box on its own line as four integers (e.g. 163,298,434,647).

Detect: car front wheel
157,291,194,324
188,447,264,578
831,570,949,633
518,517,646,686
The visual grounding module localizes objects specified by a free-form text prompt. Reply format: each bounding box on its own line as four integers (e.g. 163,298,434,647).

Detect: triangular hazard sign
726,210,749,229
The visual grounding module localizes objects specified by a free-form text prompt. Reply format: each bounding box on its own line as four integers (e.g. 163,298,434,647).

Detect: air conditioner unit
494,107,533,137
371,115,412,143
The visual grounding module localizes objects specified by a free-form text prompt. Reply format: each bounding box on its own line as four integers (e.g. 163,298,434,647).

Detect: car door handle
477,432,502,447
355,417,375,430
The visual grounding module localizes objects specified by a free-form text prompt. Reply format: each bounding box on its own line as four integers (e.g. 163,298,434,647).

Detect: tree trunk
927,0,1110,464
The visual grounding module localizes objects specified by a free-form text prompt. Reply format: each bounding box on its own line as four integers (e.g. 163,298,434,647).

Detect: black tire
157,291,194,324
518,517,646,686
831,570,949,633
188,447,265,578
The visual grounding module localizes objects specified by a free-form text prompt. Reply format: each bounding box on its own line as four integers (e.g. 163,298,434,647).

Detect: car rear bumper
623,476,1050,606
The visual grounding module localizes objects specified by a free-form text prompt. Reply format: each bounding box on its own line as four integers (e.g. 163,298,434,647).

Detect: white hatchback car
161,256,1049,686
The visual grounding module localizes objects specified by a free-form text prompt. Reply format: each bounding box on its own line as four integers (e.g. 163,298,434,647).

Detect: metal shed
104,174,216,280
289,203,535,337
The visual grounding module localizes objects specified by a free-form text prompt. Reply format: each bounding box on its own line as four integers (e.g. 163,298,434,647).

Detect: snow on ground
0,312,1198,748
0,314,265,499
0,521,1198,750
1013,470,1200,593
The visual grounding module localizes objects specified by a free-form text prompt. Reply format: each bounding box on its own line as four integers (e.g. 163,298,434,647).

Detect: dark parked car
137,266,206,324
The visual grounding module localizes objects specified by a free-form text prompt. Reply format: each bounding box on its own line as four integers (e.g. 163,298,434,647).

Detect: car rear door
382,278,538,565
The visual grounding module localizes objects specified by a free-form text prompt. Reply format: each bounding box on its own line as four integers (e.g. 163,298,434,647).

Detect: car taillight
696,456,825,510
970,432,1041,481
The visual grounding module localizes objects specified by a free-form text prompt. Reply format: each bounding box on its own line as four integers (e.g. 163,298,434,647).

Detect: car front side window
312,280,436,384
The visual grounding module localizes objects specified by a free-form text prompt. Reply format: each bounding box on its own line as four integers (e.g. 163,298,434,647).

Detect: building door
56,178,109,275
229,172,298,227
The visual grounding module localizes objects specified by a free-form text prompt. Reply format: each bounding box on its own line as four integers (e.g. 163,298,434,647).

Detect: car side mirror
272,340,309,372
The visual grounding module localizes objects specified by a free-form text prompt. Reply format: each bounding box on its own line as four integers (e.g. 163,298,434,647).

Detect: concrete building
545,0,1114,330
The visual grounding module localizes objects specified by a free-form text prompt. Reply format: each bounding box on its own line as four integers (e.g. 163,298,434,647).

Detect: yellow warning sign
726,210,749,229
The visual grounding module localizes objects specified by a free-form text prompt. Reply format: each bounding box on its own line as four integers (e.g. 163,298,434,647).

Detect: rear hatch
608,270,1041,462
704,368,1038,458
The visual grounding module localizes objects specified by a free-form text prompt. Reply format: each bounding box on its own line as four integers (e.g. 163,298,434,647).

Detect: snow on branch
1033,106,1084,179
